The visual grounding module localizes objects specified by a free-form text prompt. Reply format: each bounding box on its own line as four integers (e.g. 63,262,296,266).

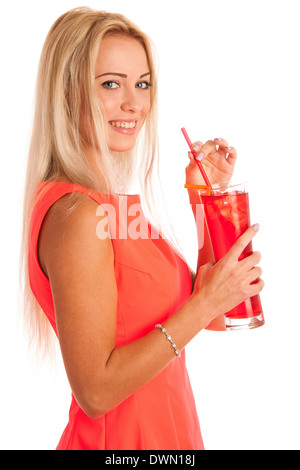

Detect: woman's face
95,34,152,153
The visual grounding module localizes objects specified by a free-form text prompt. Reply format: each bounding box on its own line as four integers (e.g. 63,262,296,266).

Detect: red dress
28,182,204,450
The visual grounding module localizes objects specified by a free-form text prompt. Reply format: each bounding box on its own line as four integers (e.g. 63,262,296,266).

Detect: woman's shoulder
38,181,110,279
40,175,108,212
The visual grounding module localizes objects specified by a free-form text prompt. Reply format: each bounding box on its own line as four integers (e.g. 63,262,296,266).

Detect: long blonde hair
19,7,183,360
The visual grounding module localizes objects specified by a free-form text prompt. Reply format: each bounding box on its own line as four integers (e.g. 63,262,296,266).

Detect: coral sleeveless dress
28,182,204,450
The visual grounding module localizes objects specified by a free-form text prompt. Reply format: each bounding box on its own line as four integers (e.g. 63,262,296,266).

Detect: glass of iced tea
198,181,265,330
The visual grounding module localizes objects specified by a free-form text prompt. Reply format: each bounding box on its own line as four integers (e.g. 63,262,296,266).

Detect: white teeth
110,121,136,129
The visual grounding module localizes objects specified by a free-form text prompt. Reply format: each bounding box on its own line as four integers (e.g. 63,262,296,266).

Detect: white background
1,0,299,450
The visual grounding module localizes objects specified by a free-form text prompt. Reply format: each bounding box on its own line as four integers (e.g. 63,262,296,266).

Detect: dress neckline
40,181,141,198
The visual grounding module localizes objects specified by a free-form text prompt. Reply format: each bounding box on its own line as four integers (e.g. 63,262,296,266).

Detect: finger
204,260,216,269
214,137,229,155
226,146,237,163
188,141,204,162
214,138,237,161
187,151,199,168
225,224,260,261
246,266,263,284
199,140,218,159
214,137,229,148
238,250,262,271
191,141,203,155
248,278,265,296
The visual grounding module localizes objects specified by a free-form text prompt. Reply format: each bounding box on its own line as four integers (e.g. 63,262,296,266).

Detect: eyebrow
95,72,151,79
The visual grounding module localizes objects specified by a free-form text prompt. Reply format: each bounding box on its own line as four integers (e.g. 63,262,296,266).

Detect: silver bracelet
155,324,181,358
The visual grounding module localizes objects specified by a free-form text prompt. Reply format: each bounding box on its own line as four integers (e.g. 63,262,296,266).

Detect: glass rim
210,180,247,189
195,180,248,196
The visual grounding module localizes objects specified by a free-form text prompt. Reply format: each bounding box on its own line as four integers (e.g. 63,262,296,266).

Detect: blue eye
136,81,152,89
101,80,152,90
102,81,119,89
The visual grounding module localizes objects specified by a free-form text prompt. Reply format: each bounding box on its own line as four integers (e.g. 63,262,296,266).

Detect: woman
20,7,264,450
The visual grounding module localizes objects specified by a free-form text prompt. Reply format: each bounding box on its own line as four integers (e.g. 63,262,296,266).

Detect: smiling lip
108,120,138,135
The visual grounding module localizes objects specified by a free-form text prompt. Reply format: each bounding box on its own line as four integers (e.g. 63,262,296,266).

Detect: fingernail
253,223,260,231
195,152,204,161
192,144,200,151
216,137,222,141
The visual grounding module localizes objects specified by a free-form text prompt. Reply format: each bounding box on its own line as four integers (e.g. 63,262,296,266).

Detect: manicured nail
227,146,232,151
195,152,204,161
216,137,222,141
253,223,260,231
193,144,200,151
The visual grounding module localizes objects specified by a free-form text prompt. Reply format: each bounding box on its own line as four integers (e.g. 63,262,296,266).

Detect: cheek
96,90,116,117
142,96,151,117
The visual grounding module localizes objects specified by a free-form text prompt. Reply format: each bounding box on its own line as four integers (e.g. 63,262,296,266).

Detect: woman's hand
185,138,237,186
191,225,264,325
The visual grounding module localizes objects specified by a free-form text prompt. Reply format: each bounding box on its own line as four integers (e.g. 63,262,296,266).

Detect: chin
110,146,135,153
110,140,137,153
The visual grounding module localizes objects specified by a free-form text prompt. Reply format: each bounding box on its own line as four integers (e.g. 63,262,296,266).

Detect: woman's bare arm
39,195,210,418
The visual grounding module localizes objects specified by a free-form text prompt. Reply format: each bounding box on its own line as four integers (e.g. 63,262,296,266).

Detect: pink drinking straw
181,127,212,189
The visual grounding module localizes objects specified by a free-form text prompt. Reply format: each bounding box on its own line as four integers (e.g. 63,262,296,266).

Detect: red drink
199,182,264,330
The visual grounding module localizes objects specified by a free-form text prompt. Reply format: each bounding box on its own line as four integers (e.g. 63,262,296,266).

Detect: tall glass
198,181,264,330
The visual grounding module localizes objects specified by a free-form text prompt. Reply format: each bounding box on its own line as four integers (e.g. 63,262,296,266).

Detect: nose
120,88,143,114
